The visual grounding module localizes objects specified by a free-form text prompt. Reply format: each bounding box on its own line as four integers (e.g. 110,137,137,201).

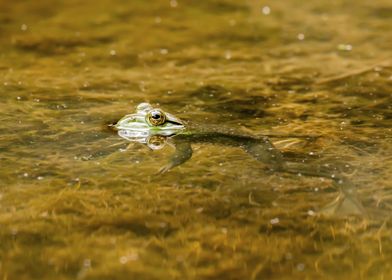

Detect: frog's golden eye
147,109,166,126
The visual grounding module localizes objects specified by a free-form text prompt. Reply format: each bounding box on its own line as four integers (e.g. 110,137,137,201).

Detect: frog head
113,103,185,137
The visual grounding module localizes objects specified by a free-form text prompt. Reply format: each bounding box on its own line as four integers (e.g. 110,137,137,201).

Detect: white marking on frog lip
118,129,149,139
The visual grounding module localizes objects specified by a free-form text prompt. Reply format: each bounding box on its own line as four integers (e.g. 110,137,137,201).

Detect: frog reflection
113,103,364,215
118,130,169,151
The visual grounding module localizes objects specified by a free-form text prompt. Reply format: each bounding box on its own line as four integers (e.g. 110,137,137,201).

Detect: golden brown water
1,0,392,279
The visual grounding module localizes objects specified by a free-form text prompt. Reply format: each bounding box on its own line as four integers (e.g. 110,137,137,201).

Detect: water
1,0,392,279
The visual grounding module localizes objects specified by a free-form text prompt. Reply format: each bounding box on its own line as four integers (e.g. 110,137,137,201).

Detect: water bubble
170,0,178,8
40,212,49,217
20,24,28,31
155,17,162,24
307,210,315,216
337,44,352,51
119,252,139,264
262,6,271,15
297,33,305,40
297,263,305,271
160,48,168,55
109,49,117,56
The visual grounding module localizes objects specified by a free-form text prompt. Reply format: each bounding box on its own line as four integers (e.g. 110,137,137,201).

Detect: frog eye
147,109,166,126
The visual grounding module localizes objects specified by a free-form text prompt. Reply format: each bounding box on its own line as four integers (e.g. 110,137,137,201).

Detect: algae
1,0,392,279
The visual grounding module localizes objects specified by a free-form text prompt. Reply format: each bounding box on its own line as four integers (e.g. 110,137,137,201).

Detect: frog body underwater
113,102,364,215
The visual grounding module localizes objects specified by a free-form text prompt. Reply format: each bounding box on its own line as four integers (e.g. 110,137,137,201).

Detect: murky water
1,0,392,279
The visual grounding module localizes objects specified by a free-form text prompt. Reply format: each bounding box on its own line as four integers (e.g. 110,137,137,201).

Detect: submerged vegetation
0,0,392,279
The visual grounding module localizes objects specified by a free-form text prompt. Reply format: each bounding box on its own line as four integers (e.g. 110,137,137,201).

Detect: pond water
1,0,392,279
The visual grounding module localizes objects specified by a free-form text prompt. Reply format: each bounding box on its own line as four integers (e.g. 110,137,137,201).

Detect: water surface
1,0,392,279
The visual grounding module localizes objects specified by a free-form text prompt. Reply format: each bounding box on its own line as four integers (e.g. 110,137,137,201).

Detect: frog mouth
163,112,185,126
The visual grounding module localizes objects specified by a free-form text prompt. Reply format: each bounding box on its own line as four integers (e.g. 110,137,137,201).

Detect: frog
112,102,364,215
113,102,287,174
